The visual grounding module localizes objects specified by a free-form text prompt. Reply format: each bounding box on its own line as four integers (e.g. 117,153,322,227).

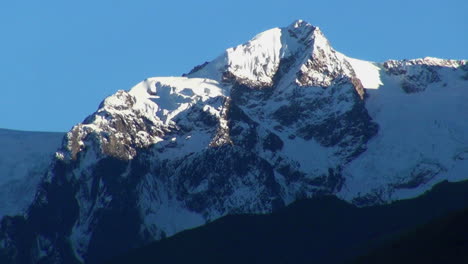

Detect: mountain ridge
1,20,467,264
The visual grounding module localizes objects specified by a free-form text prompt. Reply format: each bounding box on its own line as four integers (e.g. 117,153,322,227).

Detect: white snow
189,28,283,87
69,146,117,261
137,174,205,238
225,28,283,86
129,77,227,124
1,21,468,264
281,136,333,176
154,131,213,160
338,62,468,202
0,129,64,218
188,21,326,88
346,57,383,89
187,55,227,81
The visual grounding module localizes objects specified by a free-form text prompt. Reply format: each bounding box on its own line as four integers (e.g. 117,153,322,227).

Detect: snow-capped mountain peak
284,19,323,49
224,27,283,87
188,20,360,98
2,20,468,264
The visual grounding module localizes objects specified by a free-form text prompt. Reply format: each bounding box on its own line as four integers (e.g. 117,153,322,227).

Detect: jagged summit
187,19,344,88
284,19,320,45
287,19,311,28
62,20,369,162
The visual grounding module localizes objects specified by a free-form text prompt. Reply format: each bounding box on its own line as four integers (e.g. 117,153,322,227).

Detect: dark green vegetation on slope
107,180,468,264
354,207,468,264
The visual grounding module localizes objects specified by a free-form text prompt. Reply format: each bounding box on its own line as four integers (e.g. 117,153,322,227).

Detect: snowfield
0,129,64,217
1,19,467,264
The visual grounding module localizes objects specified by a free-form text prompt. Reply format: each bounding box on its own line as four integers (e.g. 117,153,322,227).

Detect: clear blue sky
1,0,467,132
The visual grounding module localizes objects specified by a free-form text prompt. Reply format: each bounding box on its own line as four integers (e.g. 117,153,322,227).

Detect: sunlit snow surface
188,27,283,85
3,20,468,263
129,76,228,124
189,39,468,204
340,58,468,202
0,129,63,217
65,21,468,216
346,57,383,89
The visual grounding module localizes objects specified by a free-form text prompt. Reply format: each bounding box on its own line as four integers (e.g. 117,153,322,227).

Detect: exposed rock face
66,90,168,160
392,162,445,189
383,57,465,93
1,20,468,264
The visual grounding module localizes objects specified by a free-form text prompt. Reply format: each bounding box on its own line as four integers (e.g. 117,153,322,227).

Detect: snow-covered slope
1,20,467,264
0,129,64,217
340,57,468,205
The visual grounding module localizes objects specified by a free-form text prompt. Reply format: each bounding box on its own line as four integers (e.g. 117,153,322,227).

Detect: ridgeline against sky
0,0,467,132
